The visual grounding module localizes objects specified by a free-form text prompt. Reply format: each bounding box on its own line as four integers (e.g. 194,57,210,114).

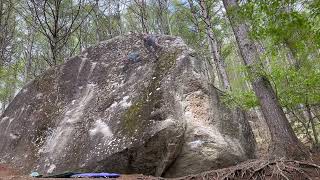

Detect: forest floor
0,165,159,180
1,153,320,180
179,159,320,180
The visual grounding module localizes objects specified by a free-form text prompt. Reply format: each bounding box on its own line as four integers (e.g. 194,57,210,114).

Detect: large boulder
0,34,255,177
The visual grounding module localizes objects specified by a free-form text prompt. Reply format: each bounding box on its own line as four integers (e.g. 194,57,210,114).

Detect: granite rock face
0,34,255,177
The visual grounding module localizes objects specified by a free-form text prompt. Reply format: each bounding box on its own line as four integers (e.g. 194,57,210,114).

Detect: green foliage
170,0,202,46
222,0,320,111
223,90,258,109
0,61,24,104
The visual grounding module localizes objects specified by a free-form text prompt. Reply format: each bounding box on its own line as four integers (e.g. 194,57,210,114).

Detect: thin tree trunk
165,0,172,35
0,0,4,66
156,0,170,35
94,0,102,41
290,110,313,143
156,0,164,34
306,103,319,145
1,101,6,113
198,0,231,91
223,0,308,159
284,40,301,69
107,0,113,38
138,0,148,33
256,41,272,72
187,0,201,41
115,2,123,35
79,27,83,52
0,0,3,25
25,27,35,82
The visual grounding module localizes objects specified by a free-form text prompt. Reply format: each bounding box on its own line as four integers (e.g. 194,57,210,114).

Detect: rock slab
0,34,255,177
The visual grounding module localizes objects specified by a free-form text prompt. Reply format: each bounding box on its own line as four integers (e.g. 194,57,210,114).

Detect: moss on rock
122,50,181,134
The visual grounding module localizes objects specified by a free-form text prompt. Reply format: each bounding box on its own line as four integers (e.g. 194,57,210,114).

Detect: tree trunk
1,101,6,114
94,0,102,41
198,0,231,91
156,0,170,35
115,2,123,35
24,27,35,82
187,0,200,34
138,0,148,33
290,109,313,145
0,0,4,66
306,103,319,145
222,0,308,159
165,0,172,35
284,40,301,69
256,41,271,72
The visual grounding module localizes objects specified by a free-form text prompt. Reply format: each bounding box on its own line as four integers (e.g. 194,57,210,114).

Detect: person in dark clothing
143,34,163,61
143,34,160,53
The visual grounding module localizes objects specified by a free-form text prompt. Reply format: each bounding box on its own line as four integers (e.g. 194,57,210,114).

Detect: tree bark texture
222,0,308,159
